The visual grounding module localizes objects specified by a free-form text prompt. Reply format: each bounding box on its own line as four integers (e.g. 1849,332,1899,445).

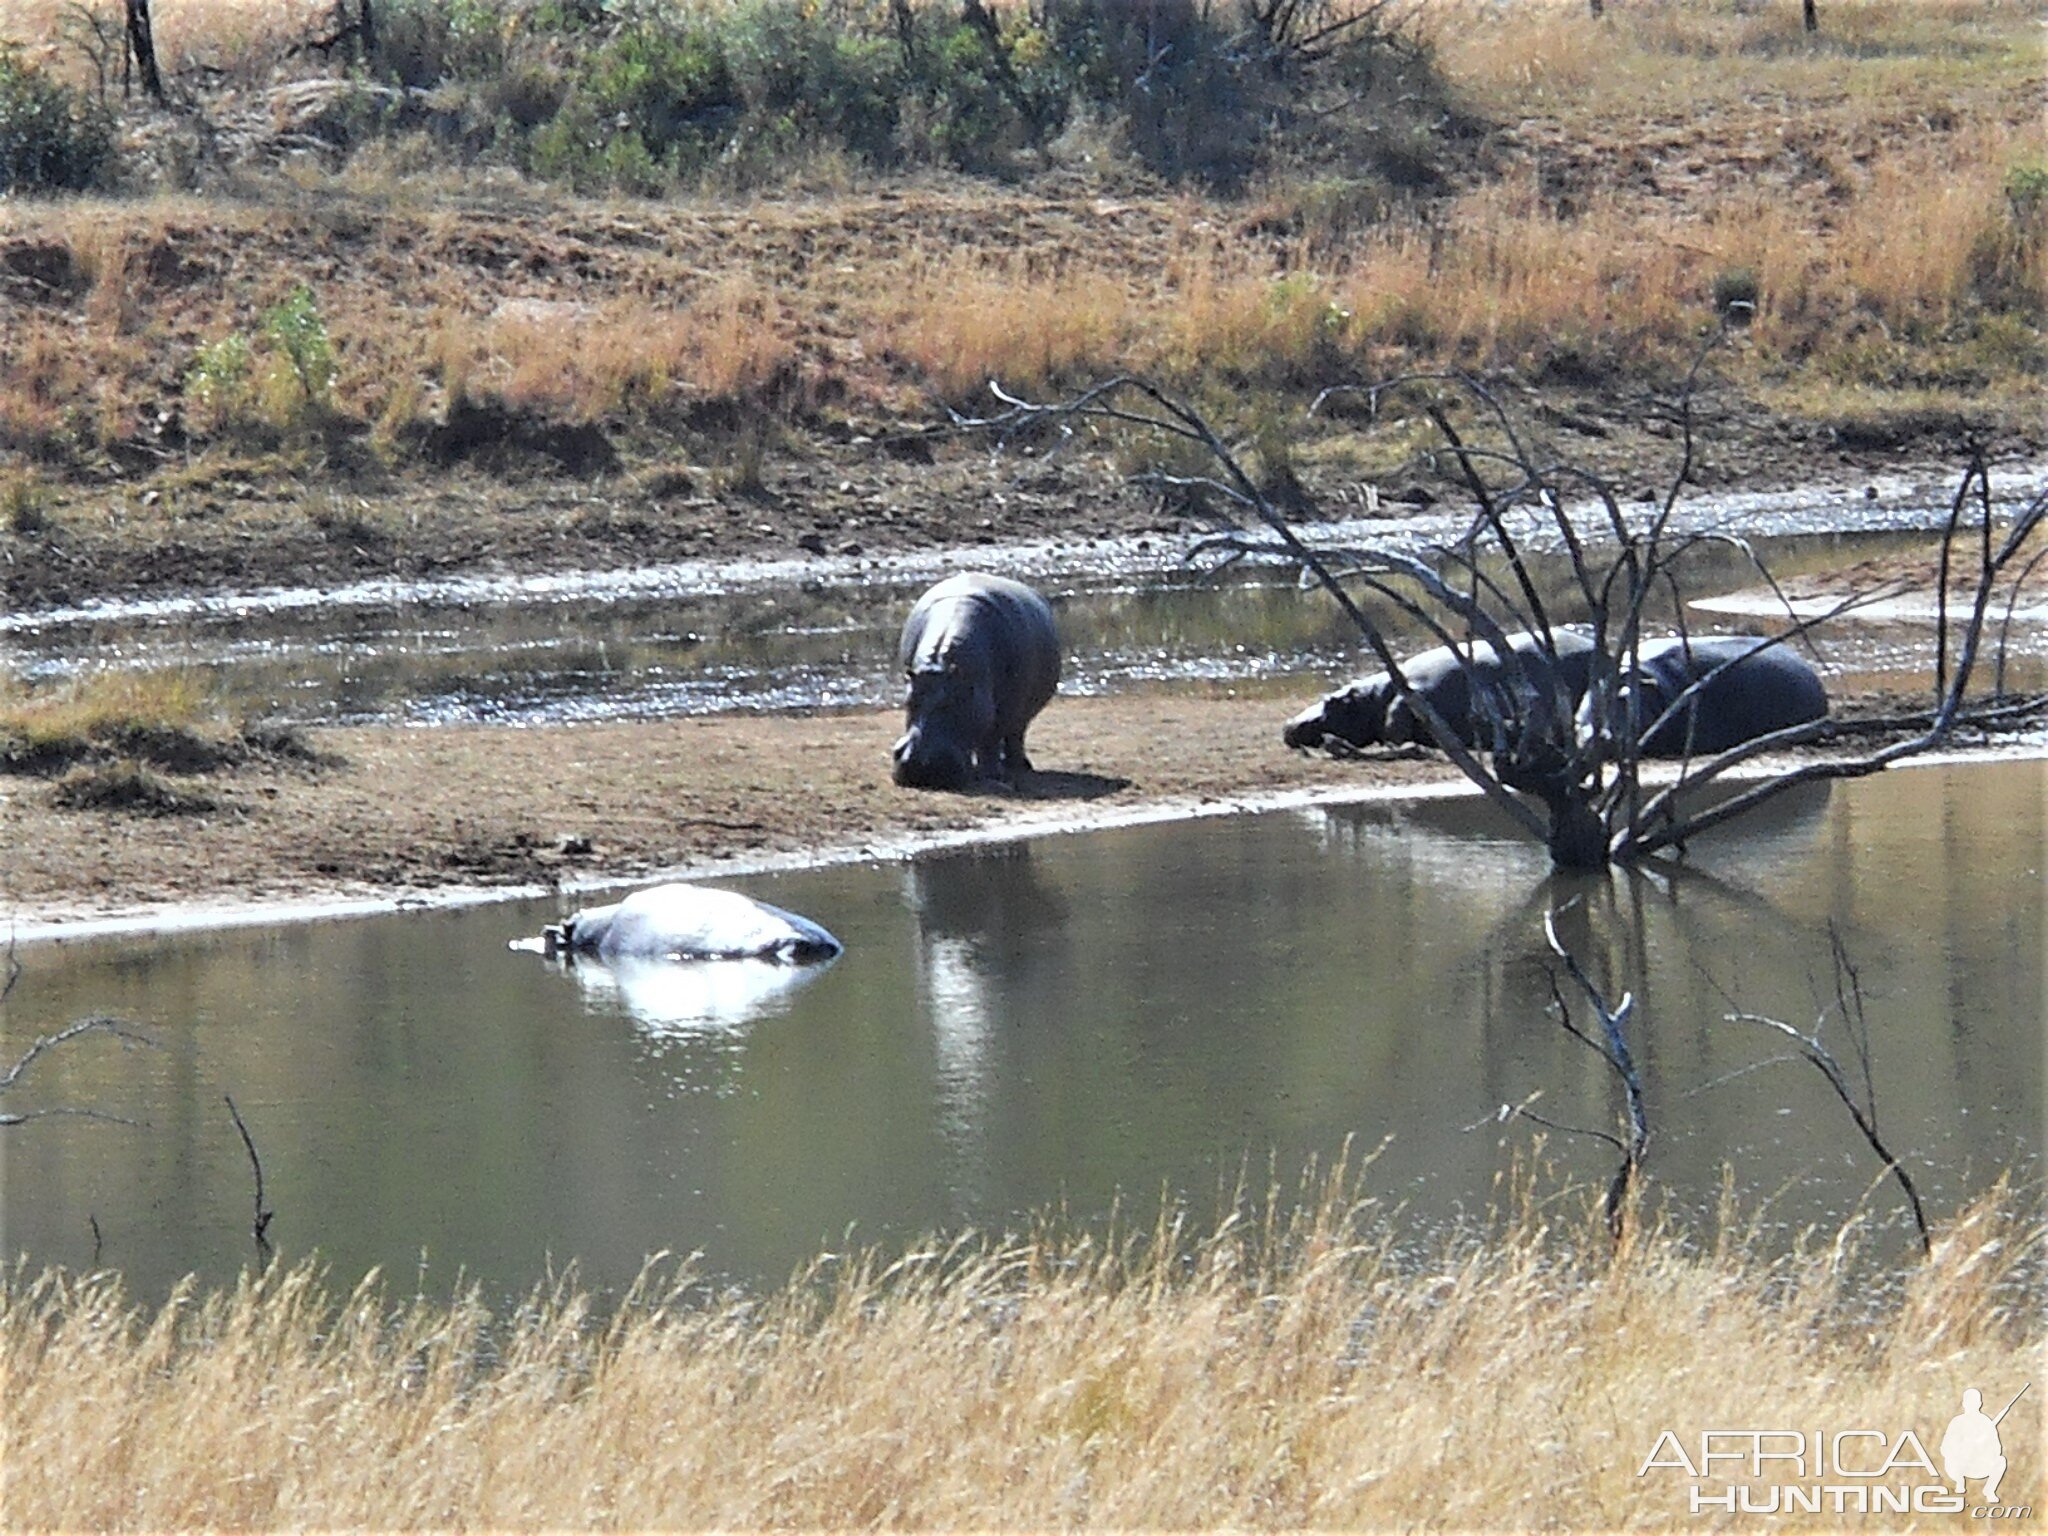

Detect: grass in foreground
5,1168,2039,1529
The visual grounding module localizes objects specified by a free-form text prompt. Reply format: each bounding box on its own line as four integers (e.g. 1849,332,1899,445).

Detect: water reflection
904,844,1072,1201
553,953,837,1041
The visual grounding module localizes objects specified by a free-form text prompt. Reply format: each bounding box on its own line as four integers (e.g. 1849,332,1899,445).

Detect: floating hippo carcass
1590,635,1828,757
530,883,843,964
892,572,1061,791
1283,630,1599,753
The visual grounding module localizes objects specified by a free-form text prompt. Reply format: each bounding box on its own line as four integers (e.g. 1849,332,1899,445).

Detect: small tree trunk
1544,795,1610,871
125,0,164,103
1803,0,1818,31
357,0,376,60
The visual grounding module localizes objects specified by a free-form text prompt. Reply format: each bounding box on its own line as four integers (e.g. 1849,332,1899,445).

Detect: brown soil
0,689,1456,932
8,675,2018,936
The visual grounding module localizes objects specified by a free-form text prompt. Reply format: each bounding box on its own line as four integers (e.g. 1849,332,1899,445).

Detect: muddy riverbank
7,677,2034,942
0,690,1429,935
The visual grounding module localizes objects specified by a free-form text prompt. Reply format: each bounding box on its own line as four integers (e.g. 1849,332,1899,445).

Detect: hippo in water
532,883,842,964
1283,630,1599,753
1591,635,1828,757
892,572,1061,790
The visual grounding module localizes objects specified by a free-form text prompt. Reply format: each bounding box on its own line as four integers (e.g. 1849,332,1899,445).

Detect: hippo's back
1637,636,1827,755
900,572,1060,725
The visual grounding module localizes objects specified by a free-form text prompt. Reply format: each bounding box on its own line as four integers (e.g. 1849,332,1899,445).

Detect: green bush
183,333,255,433
263,284,338,408
362,0,1447,196
0,46,116,193
369,0,513,87
182,285,339,440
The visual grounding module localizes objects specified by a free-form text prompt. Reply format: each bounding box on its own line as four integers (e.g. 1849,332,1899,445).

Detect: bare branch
1722,971,1931,1258
225,1093,275,1256
0,1016,156,1097
1542,909,1648,1238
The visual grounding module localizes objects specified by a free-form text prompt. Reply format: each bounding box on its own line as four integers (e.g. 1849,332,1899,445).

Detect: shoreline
8,732,2039,949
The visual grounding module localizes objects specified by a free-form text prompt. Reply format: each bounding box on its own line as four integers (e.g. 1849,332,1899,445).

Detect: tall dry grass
874,251,1138,404
0,666,220,749
6,1166,2040,1529
1424,0,2038,107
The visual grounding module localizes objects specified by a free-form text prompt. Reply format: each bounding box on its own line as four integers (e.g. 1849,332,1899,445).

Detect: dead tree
301,0,376,62
58,2,122,101
123,0,163,103
1718,928,1931,1255
1476,905,1648,1240
955,363,2045,871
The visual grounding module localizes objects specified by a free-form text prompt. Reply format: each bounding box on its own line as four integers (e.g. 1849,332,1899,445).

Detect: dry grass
1425,0,2038,108
875,251,1139,403
0,667,240,774
0,0,2037,477
5,1166,2040,1529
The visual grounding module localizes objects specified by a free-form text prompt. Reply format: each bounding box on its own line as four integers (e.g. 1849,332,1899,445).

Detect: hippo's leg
1000,731,1034,776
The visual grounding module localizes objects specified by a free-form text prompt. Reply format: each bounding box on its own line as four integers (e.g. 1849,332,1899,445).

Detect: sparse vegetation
50,756,219,814
0,40,113,191
0,0,2035,596
0,667,306,781
4,1168,2038,1528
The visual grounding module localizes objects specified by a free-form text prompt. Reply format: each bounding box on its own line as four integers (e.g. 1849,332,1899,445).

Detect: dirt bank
10,670,2030,941
0,689,1454,935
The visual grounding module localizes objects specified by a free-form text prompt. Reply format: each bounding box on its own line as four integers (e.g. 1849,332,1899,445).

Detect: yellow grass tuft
0,667,240,776
873,249,1136,404
5,1168,2039,1528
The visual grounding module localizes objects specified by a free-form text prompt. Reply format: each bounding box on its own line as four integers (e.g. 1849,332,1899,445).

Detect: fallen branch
0,1016,156,1126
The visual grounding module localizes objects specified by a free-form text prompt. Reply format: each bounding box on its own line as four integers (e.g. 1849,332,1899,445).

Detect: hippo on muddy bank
1282,630,1599,753
529,883,842,964
1590,635,1829,757
892,572,1061,791
1285,629,1827,761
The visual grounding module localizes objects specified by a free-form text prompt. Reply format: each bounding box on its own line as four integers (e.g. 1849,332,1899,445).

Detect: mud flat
0,690,1460,937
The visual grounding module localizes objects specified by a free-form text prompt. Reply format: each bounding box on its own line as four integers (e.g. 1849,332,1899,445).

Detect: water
8,522,2043,727
2,758,2038,1308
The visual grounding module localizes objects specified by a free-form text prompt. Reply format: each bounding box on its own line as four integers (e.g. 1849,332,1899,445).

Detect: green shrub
0,45,116,193
263,284,338,409
184,332,254,432
369,0,512,87
1712,266,1761,323
361,0,1448,195
182,285,338,440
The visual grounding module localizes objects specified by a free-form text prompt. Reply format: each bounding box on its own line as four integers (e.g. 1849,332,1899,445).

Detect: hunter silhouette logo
1635,1381,2032,1516
1941,1385,2026,1506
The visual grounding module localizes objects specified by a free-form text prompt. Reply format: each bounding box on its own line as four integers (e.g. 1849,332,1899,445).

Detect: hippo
532,883,842,964
1595,635,1828,757
1283,629,1598,753
892,572,1061,790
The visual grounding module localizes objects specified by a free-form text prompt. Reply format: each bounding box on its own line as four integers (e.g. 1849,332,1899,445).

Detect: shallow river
9,502,2045,725
2,758,2039,1308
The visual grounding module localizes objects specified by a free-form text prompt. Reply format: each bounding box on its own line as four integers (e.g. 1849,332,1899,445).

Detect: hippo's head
1282,680,1390,751
892,662,991,790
